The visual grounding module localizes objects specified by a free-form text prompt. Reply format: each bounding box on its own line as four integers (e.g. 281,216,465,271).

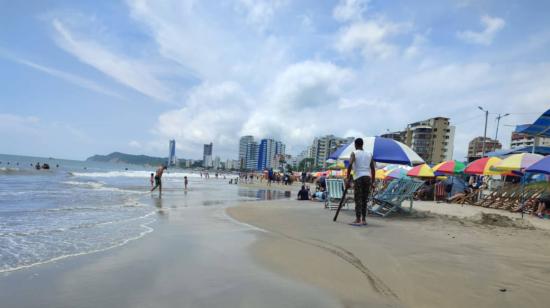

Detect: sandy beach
228,199,550,307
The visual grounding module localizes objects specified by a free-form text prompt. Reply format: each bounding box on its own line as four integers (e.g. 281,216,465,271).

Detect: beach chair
325,179,348,210
456,189,480,205
371,179,424,217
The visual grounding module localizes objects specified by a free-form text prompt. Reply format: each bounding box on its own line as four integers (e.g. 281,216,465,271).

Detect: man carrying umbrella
346,138,375,226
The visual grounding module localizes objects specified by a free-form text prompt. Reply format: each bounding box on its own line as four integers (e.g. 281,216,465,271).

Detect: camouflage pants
354,176,371,220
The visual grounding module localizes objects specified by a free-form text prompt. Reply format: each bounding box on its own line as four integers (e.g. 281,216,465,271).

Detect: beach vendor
346,138,375,226
151,165,167,196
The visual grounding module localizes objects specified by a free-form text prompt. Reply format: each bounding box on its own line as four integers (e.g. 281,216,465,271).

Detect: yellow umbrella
407,164,435,177
375,169,387,180
492,153,543,171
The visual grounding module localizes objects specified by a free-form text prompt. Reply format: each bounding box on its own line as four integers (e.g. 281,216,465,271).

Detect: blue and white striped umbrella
329,137,424,166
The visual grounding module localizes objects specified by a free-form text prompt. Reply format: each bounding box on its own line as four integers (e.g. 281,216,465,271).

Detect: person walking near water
346,138,375,226
151,165,167,196
184,176,188,191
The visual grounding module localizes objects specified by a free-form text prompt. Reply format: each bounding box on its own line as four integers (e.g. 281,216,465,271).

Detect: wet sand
228,200,550,307
0,197,340,308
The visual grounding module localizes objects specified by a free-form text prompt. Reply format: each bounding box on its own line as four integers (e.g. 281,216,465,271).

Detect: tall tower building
239,136,254,169
257,138,286,170
245,141,258,170
203,142,213,168
168,139,176,166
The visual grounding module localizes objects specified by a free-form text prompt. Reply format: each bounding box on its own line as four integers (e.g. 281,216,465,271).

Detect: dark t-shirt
298,189,309,200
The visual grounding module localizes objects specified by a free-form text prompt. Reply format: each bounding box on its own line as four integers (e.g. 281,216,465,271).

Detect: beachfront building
213,156,221,169
203,142,213,168
168,139,177,166
310,135,354,168
239,135,254,169
257,138,285,171
380,131,407,143
404,117,455,164
510,127,550,149
292,149,310,168
384,117,455,165
225,159,239,170
467,137,502,162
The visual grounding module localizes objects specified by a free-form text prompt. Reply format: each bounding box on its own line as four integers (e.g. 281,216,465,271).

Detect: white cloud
333,0,369,22
128,140,142,148
242,61,354,152
457,15,505,45
155,81,253,157
335,19,409,59
4,54,122,100
404,34,427,59
31,1,549,162
236,0,286,31
52,19,174,102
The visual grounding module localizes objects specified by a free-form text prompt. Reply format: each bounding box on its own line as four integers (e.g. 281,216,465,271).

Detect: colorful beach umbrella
385,167,411,179
331,137,424,166
492,153,543,171
432,160,466,174
526,156,550,174
375,169,388,180
464,157,505,175
407,164,435,177
327,161,346,170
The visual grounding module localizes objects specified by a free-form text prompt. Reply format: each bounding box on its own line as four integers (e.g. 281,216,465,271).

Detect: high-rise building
384,117,455,164
245,140,258,170
213,156,221,169
380,131,406,144
467,137,502,162
257,138,286,170
402,117,455,164
168,139,177,166
310,135,354,168
511,125,550,149
239,136,254,169
203,142,213,168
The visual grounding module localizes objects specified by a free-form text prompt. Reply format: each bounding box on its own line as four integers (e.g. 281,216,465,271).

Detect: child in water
150,173,154,188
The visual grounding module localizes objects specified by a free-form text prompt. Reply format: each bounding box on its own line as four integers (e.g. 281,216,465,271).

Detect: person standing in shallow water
184,176,188,191
151,165,167,196
346,138,375,226
150,173,155,188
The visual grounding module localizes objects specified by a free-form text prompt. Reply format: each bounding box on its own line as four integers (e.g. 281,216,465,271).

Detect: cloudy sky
1,0,549,161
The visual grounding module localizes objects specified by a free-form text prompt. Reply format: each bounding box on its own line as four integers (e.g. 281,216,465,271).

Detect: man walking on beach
151,165,167,196
346,138,375,226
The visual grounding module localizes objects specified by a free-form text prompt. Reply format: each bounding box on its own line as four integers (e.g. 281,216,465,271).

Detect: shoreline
227,199,550,307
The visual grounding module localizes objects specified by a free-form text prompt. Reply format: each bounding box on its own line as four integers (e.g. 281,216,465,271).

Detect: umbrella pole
520,174,525,219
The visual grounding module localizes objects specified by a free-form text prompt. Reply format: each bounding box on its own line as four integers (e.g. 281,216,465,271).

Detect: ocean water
0,154,288,273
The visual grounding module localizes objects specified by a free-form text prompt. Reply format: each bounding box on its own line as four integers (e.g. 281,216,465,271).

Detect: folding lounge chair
372,179,424,217
325,178,348,210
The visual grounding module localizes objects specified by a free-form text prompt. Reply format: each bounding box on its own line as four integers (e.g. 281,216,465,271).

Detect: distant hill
86,152,167,166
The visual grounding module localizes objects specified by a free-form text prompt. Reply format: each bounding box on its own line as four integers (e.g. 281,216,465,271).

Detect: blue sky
1,0,549,161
